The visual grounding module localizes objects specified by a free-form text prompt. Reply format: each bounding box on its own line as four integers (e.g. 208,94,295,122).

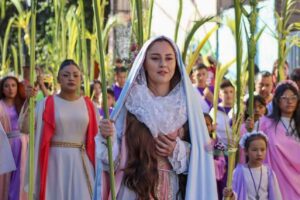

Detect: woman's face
2,78,18,99
58,64,81,93
144,40,177,89
278,89,298,117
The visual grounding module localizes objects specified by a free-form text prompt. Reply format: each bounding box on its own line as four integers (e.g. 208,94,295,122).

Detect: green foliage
93,0,116,198
186,25,218,74
174,0,182,43
0,0,6,19
135,0,144,47
29,1,37,198
182,16,214,64
275,0,300,81
1,17,14,75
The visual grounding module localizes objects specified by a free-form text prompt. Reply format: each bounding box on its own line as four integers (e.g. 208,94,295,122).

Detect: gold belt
50,141,93,198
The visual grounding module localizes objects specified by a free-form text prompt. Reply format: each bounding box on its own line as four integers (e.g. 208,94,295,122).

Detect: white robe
0,122,16,174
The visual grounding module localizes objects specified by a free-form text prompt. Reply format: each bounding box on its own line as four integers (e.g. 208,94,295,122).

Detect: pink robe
259,116,300,199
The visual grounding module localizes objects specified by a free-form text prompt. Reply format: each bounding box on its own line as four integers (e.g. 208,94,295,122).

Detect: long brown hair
123,112,190,199
0,76,25,114
123,112,158,199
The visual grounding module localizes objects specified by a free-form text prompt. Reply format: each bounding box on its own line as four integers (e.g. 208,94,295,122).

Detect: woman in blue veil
94,35,217,200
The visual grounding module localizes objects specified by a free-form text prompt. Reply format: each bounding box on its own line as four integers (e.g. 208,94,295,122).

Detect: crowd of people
0,35,300,200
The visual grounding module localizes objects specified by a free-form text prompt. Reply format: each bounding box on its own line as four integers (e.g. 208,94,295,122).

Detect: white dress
209,108,233,147
241,165,282,200
0,122,16,174
38,96,95,200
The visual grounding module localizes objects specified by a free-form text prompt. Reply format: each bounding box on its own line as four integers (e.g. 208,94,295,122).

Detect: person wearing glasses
258,80,300,200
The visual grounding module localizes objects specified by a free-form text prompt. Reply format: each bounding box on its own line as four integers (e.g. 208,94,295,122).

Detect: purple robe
196,86,214,109
112,84,122,101
99,107,113,118
232,164,277,200
0,101,27,200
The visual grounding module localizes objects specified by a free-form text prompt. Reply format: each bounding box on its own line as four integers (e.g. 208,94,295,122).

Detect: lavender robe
232,164,281,200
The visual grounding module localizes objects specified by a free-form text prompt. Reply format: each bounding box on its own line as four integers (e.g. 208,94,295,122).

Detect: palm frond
11,0,24,15
66,6,78,59
182,16,214,63
29,0,37,198
135,0,144,47
276,0,299,81
212,58,236,138
11,44,19,76
0,0,6,19
79,0,90,96
146,0,154,40
93,0,116,198
174,0,183,43
186,25,218,74
1,17,14,72
103,16,118,50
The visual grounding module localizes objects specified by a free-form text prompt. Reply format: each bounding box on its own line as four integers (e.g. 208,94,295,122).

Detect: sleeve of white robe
95,126,120,171
193,87,210,113
0,122,16,174
168,137,191,174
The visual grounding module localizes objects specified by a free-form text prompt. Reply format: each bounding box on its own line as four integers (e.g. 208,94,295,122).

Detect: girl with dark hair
258,80,300,199
95,36,217,199
25,59,99,200
90,80,102,108
242,95,267,133
98,88,115,119
223,131,282,200
239,95,268,164
0,76,27,200
204,113,227,200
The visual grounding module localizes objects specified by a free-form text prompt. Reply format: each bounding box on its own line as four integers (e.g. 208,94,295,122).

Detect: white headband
239,131,269,149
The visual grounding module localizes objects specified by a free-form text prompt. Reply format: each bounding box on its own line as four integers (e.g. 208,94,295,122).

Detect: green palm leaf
186,25,218,74
182,16,214,64
174,0,183,43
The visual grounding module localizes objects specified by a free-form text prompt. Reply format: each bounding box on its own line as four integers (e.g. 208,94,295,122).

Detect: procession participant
94,36,217,200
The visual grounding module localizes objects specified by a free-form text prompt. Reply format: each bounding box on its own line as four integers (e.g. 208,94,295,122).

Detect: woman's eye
151,57,159,60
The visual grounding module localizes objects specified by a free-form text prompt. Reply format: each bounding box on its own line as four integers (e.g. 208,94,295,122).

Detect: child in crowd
242,95,267,133
193,63,214,110
209,79,235,146
99,88,115,119
204,113,226,200
112,66,127,101
223,131,282,200
209,79,235,199
239,95,268,164
90,80,102,108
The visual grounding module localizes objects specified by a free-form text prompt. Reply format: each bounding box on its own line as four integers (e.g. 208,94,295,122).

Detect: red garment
39,96,98,200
